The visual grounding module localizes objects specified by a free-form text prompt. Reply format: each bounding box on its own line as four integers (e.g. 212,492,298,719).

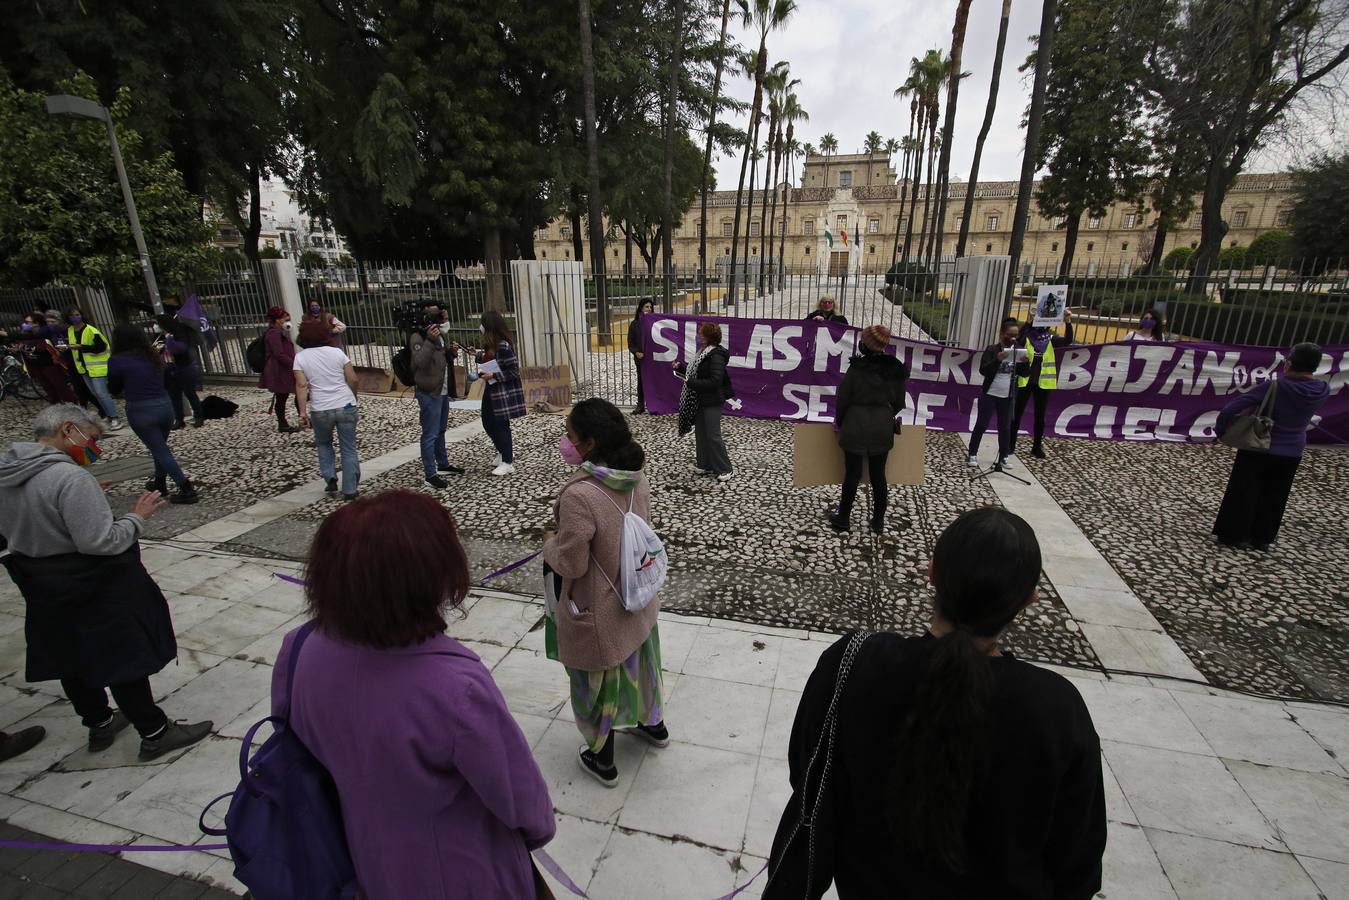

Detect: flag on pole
177,292,219,353
840,223,849,247
824,226,834,248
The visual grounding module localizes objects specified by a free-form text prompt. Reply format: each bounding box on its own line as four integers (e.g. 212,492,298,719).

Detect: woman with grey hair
0,405,212,760
1213,342,1329,551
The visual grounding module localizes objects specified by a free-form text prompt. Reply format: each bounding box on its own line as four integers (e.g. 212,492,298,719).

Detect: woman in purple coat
258,307,300,433
271,490,556,899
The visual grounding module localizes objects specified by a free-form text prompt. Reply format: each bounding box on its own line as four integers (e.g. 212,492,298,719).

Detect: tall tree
759,65,797,289
914,50,950,262
578,0,609,324
698,0,733,309
929,0,972,264
778,131,804,286
661,0,688,309
1147,0,1349,288
891,77,921,266
741,58,789,301
958,0,1012,256
1288,152,1349,266
863,130,884,185
1033,0,1155,275
1006,0,1057,307
771,93,807,286
901,51,945,260
819,132,838,188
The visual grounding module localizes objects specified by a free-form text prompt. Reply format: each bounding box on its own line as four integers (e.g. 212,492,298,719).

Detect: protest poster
1034,285,1068,327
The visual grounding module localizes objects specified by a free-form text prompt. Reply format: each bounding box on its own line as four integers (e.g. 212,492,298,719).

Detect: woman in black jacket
674,321,734,482
830,325,908,534
764,507,1105,900
804,295,848,324
969,317,1030,469
627,299,655,414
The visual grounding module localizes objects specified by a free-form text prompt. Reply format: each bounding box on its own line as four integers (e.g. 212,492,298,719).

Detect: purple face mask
1140,317,1156,330
69,314,83,326
559,434,584,466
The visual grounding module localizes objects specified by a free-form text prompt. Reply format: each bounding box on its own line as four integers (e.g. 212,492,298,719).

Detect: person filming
409,311,464,488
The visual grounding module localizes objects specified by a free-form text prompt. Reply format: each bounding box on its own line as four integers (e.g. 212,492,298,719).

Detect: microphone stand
970,343,1032,486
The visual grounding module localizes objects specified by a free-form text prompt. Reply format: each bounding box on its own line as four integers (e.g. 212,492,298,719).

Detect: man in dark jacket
830,325,909,534
0,404,212,761
805,296,848,325
409,311,465,488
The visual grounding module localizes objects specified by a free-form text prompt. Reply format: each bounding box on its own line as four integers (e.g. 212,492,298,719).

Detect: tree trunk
244,162,263,264
918,112,939,261
1146,221,1169,274
1006,0,1058,309
1186,163,1231,293
661,0,686,313
777,145,792,289
931,0,972,265
577,0,609,337
759,119,779,291
569,194,585,262
1059,210,1083,276
958,0,1009,257
625,222,634,275
742,89,766,304
483,227,507,310
728,48,765,307
903,106,927,259
698,0,732,312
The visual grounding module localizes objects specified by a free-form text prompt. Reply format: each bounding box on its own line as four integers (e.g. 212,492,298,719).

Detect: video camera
393,300,441,334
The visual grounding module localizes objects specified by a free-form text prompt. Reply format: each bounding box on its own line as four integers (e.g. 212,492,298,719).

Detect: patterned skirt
565,624,665,753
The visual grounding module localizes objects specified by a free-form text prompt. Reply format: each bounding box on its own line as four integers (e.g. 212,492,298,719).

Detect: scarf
580,462,641,491
677,344,714,437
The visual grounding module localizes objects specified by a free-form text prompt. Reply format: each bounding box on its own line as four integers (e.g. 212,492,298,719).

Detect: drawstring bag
583,484,667,613
1220,381,1278,452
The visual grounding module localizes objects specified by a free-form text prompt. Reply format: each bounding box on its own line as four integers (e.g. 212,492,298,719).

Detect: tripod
968,347,1032,486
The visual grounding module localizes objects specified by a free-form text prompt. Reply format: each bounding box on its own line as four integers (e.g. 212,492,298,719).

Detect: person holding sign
475,310,525,477
968,319,1030,469
1012,309,1074,460
829,325,909,534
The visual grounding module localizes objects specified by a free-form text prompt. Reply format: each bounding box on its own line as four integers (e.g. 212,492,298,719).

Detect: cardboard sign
1033,284,1068,327
521,364,572,408
792,423,926,486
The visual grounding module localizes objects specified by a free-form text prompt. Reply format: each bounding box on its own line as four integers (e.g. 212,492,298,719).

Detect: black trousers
61,676,168,738
969,393,1014,459
1212,450,1301,546
1013,382,1051,447
633,358,646,412
839,451,889,521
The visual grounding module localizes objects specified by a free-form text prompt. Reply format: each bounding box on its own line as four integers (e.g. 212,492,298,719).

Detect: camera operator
409,309,465,488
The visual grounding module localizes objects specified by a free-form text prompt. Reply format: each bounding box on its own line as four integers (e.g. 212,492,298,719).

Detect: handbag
762,630,871,898
1220,380,1278,451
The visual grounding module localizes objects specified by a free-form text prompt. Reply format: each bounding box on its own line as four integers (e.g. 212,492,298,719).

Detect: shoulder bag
1220,380,1278,452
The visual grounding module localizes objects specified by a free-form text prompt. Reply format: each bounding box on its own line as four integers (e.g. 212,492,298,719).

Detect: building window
836,215,847,232
1232,210,1248,228
1275,209,1291,226
806,246,812,254
1087,241,1095,252
1124,213,1137,228
985,243,993,252
803,219,815,235
560,225,572,239
541,251,547,258
1122,242,1129,251
955,215,964,230
1088,216,1102,229
779,219,787,234
1054,215,1067,228
750,221,761,237
1192,212,1203,228
869,245,876,254
986,215,999,231
897,216,905,231
1190,241,1198,249
838,171,853,187
613,249,618,257
721,220,733,236
867,218,879,233
1051,242,1059,252
565,250,571,258
696,222,703,237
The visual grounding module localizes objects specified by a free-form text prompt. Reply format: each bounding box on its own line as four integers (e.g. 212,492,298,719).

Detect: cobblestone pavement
1022,437,1349,702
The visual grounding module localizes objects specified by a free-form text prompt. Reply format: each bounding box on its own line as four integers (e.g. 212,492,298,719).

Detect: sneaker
437,463,465,475
1031,445,1046,459
494,454,503,467
827,510,850,533
870,515,885,536
0,726,46,762
576,746,618,788
171,420,186,431
491,463,516,477
1003,454,1018,468
278,425,301,434
692,467,710,476
716,472,733,482
169,479,199,505
617,721,670,748
341,492,359,502
966,454,978,467
325,478,339,494
138,720,213,762
88,711,131,752
106,418,125,432
425,475,449,489
191,418,205,428
1251,541,1272,552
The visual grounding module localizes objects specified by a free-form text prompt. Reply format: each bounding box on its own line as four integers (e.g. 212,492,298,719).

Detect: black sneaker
278,425,301,434
169,479,199,505
0,726,46,762
1031,444,1047,459
191,418,205,428
88,711,131,752
577,746,618,788
827,510,850,533
138,720,212,762
870,515,885,536
617,721,670,748
425,475,449,489
341,492,359,502
171,420,186,431
324,478,339,494
437,464,465,475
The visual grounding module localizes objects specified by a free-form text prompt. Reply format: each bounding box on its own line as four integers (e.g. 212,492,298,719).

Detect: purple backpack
200,622,357,899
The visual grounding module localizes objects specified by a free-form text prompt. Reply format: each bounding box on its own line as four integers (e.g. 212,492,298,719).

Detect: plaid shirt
485,340,525,419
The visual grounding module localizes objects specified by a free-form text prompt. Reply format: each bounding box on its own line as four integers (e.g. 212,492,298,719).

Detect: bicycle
0,351,44,403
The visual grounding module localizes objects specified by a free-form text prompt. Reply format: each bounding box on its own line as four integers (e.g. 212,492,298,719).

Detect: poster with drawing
1034,284,1068,327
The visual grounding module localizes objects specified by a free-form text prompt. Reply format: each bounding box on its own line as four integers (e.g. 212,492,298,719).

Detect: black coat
804,310,849,325
3,547,177,685
836,352,909,455
765,632,1105,900
627,314,648,357
688,345,732,408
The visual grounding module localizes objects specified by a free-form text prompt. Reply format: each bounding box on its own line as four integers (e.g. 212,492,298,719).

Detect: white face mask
479,325,485,334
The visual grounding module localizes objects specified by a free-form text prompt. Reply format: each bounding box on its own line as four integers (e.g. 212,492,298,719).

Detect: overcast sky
708,0,1339,191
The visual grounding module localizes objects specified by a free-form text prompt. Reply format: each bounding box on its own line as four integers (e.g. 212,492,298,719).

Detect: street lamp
45,94,163,315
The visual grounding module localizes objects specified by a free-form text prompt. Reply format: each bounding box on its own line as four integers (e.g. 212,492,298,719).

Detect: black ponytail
889,506,1041,872
569,398,646,470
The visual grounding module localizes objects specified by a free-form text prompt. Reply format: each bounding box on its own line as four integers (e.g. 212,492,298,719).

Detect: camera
393,300,440,334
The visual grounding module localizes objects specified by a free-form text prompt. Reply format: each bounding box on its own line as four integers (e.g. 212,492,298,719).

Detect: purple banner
640,315,1349,445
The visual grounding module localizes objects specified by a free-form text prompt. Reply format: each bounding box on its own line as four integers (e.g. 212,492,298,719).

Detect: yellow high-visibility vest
68,324,111,377
1017,338,1058,390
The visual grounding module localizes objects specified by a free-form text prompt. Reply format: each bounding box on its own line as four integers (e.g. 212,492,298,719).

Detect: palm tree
745,59,789,300
577,0,608,335
1007,0,1057,307
758,64,796,290
915,50,951,263
884,137,900,172
778,132,804,287
698,0,734,309
929,0,973,264
661,0,688,309
770,92,808,288
863,131,884,185
892,75,922,267
958,0,1012,256
819,132,838,189
902,51,945,260
726,0,797,306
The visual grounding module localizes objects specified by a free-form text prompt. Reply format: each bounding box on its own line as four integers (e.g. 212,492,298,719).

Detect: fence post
511,260,587,384
951,256,1011,348
1262,265,1276,290
259,258,304,324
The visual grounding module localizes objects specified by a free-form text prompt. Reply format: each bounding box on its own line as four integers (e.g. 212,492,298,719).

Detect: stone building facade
533,153,1295,275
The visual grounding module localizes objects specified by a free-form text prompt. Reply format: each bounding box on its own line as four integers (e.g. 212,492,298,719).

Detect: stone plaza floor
0,386,1347,897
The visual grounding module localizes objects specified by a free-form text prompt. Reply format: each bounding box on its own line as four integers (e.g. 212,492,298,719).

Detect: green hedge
1219,287,1349,309
1064,276,1183,307
1092,290,1189,318
1169,298,1349,346
904,302,950,341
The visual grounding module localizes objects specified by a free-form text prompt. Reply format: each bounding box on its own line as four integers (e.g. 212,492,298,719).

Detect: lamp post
45,94,163,315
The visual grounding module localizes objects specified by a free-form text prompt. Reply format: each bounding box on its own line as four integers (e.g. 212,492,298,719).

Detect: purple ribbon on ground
481,550,541,582
0,839,228,853
272,572,306,587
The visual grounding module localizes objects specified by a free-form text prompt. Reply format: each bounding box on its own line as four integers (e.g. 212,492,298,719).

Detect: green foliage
0,73,212,297
1162,246,1194,271
1170,297,1349,346
884,260,935,294
1095,291,1186,318
1288,154,1349,264
902,300,950,341
1246,230,1294,267
257,246,283,260
337,254,356,269
1218,245,1247,269
298,250,326,269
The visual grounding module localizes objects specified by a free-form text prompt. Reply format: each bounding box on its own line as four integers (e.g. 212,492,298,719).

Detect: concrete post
260,258,304,331
511,260,588,381
951,256,1011,348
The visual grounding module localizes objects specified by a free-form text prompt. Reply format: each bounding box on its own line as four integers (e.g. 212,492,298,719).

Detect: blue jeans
482,404,514,464
125,397,185,486
310,404,360,494
415,389,450,478
84,374,119,420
